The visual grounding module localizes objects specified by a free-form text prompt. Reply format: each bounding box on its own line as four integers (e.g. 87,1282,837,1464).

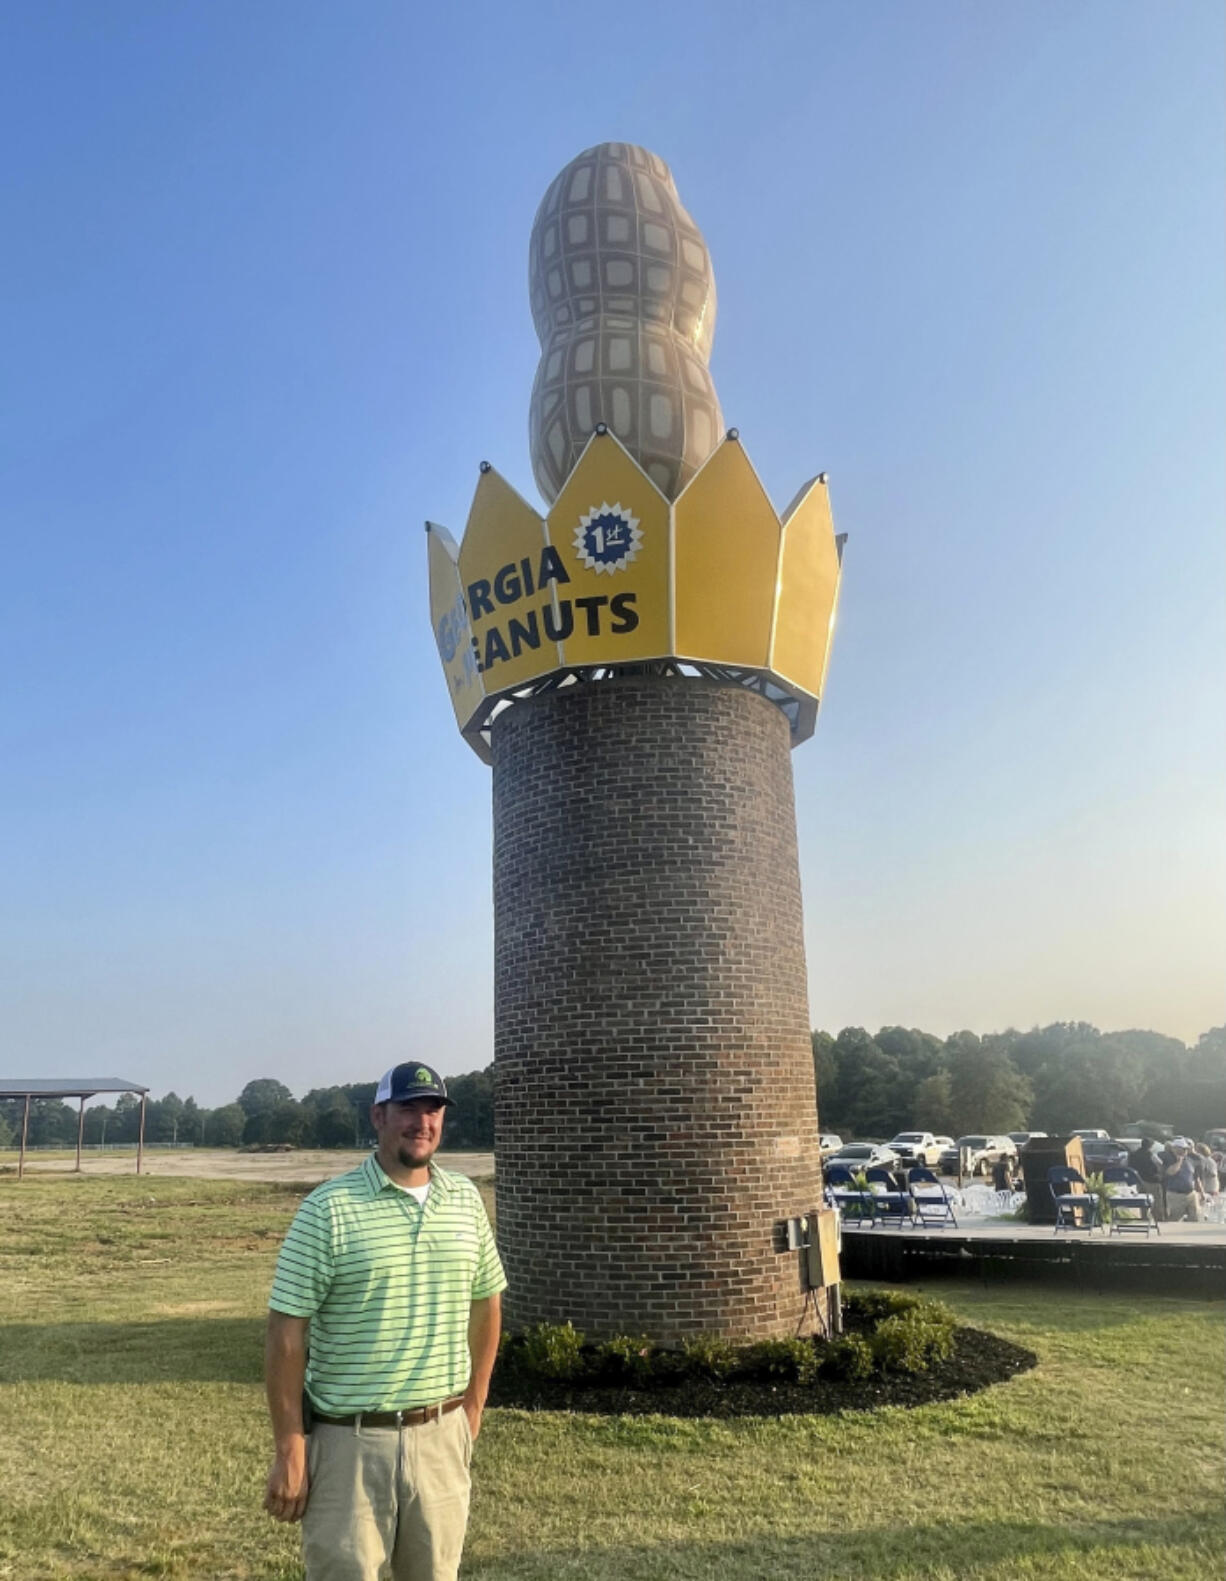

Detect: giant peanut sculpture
528,142,724,504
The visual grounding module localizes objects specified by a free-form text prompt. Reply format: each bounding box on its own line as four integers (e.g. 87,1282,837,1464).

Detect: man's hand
461,1388,484,1442
264,1435,309,1523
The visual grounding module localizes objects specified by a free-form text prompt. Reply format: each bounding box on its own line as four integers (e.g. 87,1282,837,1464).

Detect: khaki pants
1165,1190,1201,1223
302,1410,473,1581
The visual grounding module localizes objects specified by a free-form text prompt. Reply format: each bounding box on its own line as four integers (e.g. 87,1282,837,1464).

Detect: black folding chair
907,1166,958,1228
825,1164,878,1227
865,1166,918,1228
1101,1165,1160,1236
1048,1165,1101,1235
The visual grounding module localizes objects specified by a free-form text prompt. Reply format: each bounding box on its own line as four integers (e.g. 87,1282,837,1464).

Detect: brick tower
426,144,844,1341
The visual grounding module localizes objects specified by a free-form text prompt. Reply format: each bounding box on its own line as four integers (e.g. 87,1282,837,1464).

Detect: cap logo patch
415,1067,435,1086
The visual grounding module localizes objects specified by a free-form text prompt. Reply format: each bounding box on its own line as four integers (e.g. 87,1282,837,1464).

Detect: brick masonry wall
491,676,824,1341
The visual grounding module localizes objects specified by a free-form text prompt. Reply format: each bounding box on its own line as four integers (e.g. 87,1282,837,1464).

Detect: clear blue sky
3,1,1222,1108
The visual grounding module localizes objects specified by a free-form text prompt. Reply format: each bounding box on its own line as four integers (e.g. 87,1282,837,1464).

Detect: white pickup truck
887,1131,944,1168
938,1134,1018,1176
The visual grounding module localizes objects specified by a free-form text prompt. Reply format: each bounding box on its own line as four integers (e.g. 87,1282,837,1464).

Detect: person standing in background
1193,1143,1219,1204
1128,1138,1165,1220
1161,1139,1202,1223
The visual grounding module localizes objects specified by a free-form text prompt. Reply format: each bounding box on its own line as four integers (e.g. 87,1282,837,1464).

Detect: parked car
1008,1131,1048,1148
938,1134,1017,1176
886,1131,943,1167
826,1142,898,1171
1203,1128,1226,1152
1080,1137,1130,1171
818,1133,844,1156
1071,1128,1110,1141
1121,1120,1175,1144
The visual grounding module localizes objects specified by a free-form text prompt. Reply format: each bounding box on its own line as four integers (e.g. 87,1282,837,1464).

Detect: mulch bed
487,1325,1037,1419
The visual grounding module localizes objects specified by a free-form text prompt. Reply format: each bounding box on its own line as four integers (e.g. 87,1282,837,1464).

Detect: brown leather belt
314,1397,465,1429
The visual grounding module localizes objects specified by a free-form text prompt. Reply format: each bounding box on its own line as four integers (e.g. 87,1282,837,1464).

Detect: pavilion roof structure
0,1077,149,1100
1,1076,150,1177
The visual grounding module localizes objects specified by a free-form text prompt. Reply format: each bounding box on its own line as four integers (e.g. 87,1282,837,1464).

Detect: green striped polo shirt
269,1154,506,1414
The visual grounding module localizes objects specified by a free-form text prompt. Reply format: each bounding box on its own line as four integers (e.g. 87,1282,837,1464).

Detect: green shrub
496,1291,959,1393
821,1332,875,1380
871,1305,957,1374
843,1288,923,1324
517,1321,587,1381
592,1333,657,1385
679,1333,739,1380
740,1337,820,1384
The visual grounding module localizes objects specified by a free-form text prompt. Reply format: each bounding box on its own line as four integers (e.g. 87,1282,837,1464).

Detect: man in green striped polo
263,1061,505,1581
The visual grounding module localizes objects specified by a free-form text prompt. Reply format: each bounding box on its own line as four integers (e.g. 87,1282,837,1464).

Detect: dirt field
0,1146,495,1183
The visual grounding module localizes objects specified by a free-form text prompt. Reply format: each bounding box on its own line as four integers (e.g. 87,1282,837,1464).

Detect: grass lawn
0,1175,1222,1581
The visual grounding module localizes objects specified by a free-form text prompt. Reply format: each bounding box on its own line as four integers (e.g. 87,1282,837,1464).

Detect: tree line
4,1023,1223,1153
812,1022,1226,1139
0,1069,495,1153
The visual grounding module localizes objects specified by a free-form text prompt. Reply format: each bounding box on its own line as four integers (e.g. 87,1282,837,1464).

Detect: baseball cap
374,1062,454,1107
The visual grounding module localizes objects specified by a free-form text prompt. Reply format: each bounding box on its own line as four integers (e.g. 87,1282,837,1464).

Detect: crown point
818,471,829,484
479,460,492,473
595,422,608,435
726,427,740,441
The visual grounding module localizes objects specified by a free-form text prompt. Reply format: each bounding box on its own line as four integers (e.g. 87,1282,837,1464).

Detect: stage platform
838,1217,1226,1297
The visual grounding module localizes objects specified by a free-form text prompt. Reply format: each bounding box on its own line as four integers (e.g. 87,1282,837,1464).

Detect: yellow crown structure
427,428,845,761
